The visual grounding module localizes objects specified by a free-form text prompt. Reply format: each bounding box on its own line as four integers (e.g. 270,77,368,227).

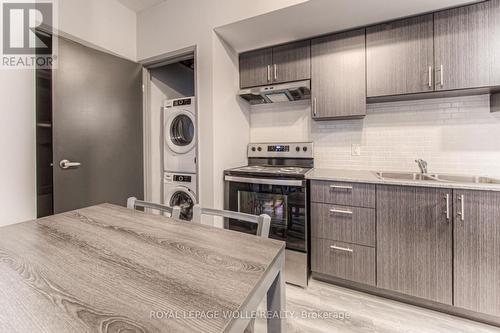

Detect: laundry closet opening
143,52,198,220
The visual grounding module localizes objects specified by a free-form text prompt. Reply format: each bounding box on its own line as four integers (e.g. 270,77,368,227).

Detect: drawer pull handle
330,245,353,253
329,185,353,190
329,208,353,215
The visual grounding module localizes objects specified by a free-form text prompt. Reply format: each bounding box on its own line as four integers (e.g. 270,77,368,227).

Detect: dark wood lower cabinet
454,190,500,317
312,238,375,286
311,181,500,323
376,185,453,305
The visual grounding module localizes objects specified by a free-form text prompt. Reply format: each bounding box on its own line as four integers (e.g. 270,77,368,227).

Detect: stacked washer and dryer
162,97,198,220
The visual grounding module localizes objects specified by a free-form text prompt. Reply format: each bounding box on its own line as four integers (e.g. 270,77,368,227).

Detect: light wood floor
254,279,500,333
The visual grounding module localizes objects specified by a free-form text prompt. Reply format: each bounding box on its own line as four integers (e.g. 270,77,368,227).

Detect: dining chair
192,204,271,238
127,197,181,219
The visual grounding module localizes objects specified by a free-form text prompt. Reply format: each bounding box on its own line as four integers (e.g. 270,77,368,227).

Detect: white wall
250,95,500,178
0,71,36,226
137,0,302,223
58,0,137,60
0,0,136,226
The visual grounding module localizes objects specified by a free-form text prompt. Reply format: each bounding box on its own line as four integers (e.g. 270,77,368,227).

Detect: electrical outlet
351,144,361,156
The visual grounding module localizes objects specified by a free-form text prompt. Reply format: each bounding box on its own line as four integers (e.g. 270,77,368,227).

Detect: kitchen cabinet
434,0,500,91
453,190,500,317
239,47,273,88
312,238,376,286
239,41,310,88
376,185,453,305
311,29,366,120
366,14,434,97
272,40,311,84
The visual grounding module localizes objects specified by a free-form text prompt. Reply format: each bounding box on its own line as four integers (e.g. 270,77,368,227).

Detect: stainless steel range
224,142,313,288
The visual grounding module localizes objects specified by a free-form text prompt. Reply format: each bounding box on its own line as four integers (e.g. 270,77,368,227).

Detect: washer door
165,110,196,154
169,187,196,221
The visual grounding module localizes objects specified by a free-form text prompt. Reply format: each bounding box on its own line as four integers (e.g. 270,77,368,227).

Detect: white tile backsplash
250,94,500,178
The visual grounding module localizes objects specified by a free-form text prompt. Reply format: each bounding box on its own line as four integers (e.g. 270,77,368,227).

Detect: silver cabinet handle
457,194,465,221
329,185,353,190
440,64,444,87
273,64,277,81
444,193,450,221
329,208,353,215
330,245,353,253
267,65,271,82
313,97,317,117
428,66,433,88
59,159,81,169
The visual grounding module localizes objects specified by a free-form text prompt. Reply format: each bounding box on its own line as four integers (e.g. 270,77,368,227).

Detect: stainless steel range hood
238,80,311,105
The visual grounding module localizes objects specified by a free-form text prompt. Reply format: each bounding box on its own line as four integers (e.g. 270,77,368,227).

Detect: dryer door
168,187,196,221
165,110,196,154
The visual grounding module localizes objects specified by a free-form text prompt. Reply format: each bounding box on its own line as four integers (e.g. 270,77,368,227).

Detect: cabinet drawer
311,181,376,208
311,203,375,247
312,238,375,286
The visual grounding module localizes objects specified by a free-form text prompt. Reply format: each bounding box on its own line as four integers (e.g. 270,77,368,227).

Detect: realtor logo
1,0,57,69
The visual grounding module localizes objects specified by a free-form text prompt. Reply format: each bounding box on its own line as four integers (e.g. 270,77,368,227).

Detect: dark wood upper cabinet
272,40,311,84
366,14,434,97
377,185,453,305
453,190,500,317
239,41,310,88
311,29,366,120
239,47,273,88
434,0,500,91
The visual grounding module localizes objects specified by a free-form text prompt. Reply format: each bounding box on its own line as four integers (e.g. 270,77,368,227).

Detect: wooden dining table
0,204,286,333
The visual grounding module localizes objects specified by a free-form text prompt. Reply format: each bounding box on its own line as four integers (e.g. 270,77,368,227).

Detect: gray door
239,47,272,88
311,29,366,120
53,37,143,213
366,14,434,97
376,185,453,305
434,0,500,90
453,190,500,317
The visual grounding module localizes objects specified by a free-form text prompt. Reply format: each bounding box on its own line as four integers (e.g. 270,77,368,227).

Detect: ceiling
216,0,480,53
117,0,167,13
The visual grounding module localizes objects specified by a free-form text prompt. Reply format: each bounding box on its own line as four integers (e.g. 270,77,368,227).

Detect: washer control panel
164,172,196,185
248,142,313,158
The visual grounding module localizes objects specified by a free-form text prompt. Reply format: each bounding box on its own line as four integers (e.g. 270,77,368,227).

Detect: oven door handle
224,175,304,187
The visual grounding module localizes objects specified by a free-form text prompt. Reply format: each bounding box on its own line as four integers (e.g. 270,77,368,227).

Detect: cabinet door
434,0,500,90
366,14,434,97
311,29,366,120
239,48,272,88
272,40,311,84
377,185,453,304
454,190,500,317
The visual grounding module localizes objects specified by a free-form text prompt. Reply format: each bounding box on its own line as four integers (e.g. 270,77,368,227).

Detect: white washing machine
163,172,197,221
163,97,197,174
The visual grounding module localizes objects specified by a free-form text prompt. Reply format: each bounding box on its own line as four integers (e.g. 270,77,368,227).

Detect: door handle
330,245,353,253
444,193,450,221
59,159,81,169
329,208,353,215
428,66,433,88
267,65,271,82
457,194,465,221
273,64,277,81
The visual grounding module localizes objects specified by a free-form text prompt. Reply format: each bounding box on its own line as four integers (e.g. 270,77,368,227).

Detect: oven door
224,175,307,252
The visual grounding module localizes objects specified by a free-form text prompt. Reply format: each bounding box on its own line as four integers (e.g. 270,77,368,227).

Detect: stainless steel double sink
375,171,500,185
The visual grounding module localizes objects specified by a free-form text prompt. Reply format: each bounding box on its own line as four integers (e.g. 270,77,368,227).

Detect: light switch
351,144,361,156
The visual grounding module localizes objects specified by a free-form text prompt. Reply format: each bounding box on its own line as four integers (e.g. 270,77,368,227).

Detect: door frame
140,46,199,203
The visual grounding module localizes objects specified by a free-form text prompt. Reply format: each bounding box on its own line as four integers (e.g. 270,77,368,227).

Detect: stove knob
257,147,262,152
295,146,300,152
303,146,308,152
251,147,256,152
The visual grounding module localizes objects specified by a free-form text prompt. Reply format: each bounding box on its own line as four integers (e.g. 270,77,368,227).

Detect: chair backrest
127,197,181,219
192,204,271,238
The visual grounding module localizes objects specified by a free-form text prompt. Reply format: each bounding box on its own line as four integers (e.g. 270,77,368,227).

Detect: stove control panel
248,142,313,158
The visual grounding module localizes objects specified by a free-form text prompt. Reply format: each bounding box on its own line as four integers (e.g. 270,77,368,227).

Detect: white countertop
305,168,500,192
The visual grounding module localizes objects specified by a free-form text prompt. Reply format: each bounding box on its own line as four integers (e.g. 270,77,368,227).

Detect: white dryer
163,172,197,221
163,97,197,174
